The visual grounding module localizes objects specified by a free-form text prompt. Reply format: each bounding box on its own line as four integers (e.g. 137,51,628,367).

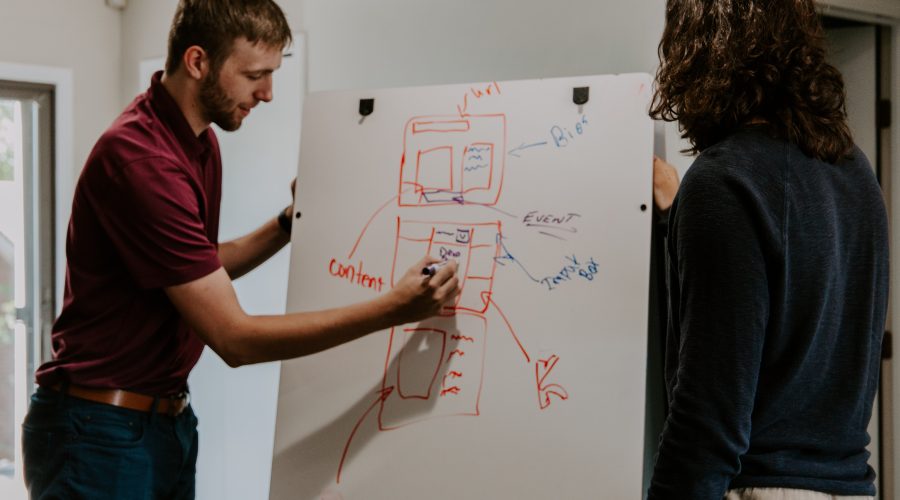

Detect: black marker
422,260,451,276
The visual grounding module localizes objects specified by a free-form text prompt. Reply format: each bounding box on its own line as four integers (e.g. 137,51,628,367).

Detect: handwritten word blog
328,259,385,292
551,114,589,148
540,255,599,291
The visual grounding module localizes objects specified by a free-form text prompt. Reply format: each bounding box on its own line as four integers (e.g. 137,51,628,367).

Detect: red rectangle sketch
415,146,454,193
379,313,488,429
411,120,471,134
461,142,494,192
392,220,501,314
396,328,446,399
399,114,506,207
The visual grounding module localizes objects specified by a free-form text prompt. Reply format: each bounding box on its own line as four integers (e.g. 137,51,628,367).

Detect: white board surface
272,73,654,500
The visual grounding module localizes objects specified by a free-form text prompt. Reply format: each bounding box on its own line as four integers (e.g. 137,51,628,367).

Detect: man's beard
199,71,241,132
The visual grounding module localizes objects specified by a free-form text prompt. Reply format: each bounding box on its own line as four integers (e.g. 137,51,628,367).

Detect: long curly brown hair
650,0,853,163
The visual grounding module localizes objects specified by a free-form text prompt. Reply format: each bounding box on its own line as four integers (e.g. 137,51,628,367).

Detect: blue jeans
22,387,199,499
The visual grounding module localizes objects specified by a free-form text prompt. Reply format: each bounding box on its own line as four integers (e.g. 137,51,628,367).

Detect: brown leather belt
50,383,190,417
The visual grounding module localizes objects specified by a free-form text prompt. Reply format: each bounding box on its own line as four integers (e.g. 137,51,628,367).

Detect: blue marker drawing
508,141,549,157
539,255,599,291
421,190,466,204
539,231,566,241
495,235,599,291
493,234,542,284
551,115,589,148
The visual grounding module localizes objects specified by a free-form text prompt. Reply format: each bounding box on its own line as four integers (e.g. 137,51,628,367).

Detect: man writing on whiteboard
21,1,459,498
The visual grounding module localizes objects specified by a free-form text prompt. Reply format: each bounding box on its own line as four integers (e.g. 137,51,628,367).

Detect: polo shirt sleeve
93,157,222,289
648,156,772,499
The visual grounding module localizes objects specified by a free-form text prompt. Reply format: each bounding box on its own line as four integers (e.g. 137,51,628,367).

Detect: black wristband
277,208,293,235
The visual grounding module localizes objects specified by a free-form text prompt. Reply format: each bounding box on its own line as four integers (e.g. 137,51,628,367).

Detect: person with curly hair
647,1,887,499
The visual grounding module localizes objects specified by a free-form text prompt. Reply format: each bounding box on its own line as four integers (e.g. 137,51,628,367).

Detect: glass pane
0,98,21,477
0,101,13,181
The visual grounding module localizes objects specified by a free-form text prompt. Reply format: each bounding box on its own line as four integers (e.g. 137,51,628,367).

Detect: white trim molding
0,62,74,315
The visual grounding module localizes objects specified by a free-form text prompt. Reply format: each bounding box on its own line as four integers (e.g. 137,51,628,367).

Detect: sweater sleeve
648,158,776,499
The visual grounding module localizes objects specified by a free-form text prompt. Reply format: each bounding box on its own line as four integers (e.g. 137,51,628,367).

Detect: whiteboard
272,73,654,500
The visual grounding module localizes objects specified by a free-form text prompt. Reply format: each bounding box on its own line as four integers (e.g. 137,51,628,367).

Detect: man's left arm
218,205,292,279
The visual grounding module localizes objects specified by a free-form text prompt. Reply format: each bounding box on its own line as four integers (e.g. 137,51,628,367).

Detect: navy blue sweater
648,129,888,498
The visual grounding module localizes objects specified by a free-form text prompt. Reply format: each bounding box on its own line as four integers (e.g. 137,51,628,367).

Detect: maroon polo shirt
35,72,223,395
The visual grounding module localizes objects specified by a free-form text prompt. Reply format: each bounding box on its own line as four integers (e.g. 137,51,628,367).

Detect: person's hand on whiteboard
283,177,297,220
653,156,680,214
387,256,460,324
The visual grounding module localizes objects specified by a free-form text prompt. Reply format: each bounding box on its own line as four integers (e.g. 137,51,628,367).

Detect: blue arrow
508,141,549,157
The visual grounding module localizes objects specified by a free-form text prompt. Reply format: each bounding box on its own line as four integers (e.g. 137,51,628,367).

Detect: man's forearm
219,295,401,366
218,215,290,279
165,262,458,368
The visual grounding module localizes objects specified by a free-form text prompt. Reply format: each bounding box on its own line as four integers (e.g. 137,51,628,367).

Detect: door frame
816,3,900,499
0,62,71,498
0,63,72,327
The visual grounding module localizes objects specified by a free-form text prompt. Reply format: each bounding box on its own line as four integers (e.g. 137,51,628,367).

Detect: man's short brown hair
165,0,292,75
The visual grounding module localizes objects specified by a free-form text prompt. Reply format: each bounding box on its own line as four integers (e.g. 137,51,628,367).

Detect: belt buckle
167,391,190,417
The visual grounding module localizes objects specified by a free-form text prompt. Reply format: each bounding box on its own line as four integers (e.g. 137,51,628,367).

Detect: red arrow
337,386,394,483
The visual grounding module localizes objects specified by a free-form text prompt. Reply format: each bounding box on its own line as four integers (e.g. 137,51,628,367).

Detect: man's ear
182,45,209,81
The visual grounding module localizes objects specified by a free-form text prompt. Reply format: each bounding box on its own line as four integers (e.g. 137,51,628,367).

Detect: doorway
824,17,894,500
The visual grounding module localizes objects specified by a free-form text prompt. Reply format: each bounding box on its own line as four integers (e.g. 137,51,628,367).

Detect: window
0,82,54,499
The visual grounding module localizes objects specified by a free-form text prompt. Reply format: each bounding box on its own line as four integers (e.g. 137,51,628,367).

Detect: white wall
0,0,121,309
121,0,173,101
0,0,121,179
121,0,691,167
294,0,691,172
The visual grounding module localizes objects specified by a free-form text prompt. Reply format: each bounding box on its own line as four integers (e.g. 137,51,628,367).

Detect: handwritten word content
551,114,589,148
540,255,599,291
328,259,385,292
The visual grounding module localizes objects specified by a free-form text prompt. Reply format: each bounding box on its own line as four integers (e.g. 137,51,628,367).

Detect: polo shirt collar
148,71,211,160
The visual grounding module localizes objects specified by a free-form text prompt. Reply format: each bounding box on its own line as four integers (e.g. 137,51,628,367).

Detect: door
825,20,891,499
